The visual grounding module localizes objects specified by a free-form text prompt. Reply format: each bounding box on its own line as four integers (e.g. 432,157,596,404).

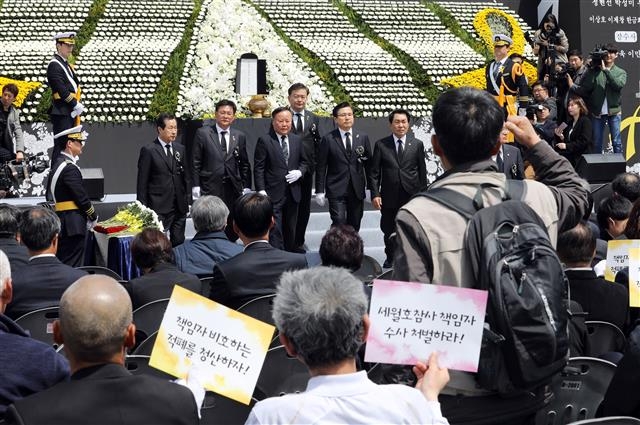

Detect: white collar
29,253,57,261
339,128,352,139
216,124,230,135
61,151,78,163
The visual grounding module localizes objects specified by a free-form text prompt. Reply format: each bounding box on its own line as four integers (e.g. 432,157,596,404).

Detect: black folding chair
236,294,276,326
131,331,158,356
536,357,617,425
585,321,626,358
200,392,256,425
254,345,310,400
124,355,173,380
200,277,213,298
375,268,394,280
14,306,59,347
76,265,123,280
132,298,170,349
353,255,383,284
568,417,640,424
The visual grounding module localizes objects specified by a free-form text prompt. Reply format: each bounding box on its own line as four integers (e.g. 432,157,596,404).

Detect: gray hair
273,267,368,368
59,275,132,362
191,195,228,232
0,250,10,292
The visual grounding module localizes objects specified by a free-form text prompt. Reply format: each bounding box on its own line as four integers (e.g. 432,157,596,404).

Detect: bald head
58,275,133,363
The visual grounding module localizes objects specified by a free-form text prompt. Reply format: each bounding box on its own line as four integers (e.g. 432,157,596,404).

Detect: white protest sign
365,280,487,372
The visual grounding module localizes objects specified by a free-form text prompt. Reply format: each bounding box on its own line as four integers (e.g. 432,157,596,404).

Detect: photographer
532,81,558,121
0,84,24,164
532,14,569,82
570,43,627,154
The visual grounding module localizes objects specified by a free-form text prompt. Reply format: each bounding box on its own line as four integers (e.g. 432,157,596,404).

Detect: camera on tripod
0,152,48,191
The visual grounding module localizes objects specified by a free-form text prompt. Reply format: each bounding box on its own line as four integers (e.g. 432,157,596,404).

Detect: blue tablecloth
87,231,141,280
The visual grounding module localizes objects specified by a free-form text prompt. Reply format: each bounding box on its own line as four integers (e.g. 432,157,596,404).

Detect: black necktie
295,113,303,133
493,62,501,82
345,132,351,154
220,131,227,154
496,151,504,172
397,139,404,161
281,135,289,163
165,144,172,158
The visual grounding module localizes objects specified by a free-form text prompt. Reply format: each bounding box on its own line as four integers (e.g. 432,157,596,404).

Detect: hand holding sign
413,352,450,401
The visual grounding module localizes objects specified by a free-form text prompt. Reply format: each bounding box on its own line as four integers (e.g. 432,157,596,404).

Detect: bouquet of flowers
93,201,164,235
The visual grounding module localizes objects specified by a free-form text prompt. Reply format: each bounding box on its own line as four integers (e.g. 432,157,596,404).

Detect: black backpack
421,180,569,394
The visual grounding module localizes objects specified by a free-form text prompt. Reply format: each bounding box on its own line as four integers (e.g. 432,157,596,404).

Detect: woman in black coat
554,96,593,167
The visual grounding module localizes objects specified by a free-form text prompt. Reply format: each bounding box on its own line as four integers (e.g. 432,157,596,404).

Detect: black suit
127,262,201,310
497,144,524,180
192,126,250,241
0,238,29,274
46,53,80,161
5,256,87,320
316,128,371,231
555,115,593,167
209,241,307,309
47,154,97,267
5,363,199,425
565,269,629,330
290,109,321,249
370,135,427,262
136,139,188,246
254,130,308,251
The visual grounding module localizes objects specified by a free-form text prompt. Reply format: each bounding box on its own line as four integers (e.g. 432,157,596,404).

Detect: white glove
86,219,98,231
70,102,85,118
192,186,201,199
258,190,268,196
315,192,326,207
285,170,302,184
242,188,253,195
364,189,372,204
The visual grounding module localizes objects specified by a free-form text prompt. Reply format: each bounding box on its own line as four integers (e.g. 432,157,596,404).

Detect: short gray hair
273,267,368,368
59,275,132,362
191,195,228,232
0,250,10,292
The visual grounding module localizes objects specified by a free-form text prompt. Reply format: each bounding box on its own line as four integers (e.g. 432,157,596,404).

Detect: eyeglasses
337,113,353,118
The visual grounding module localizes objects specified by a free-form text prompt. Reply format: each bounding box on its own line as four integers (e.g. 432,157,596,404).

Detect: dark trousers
294,171,313,248
50,114,74,163
159,208,186,247
208,180,240,242
270,192,299,251
57,233,86,267
328,183,364,231
380,187,411,263
440,389,547,425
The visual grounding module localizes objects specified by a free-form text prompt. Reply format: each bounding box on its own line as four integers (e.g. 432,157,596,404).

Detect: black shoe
383,259,393,269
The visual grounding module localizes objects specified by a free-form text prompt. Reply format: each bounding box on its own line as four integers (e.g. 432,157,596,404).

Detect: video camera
0,152,48,192
589,45,609,68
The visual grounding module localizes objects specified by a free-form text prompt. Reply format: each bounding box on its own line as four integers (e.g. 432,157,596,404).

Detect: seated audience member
596,195,632,241
612,172,640,203
553,97,592,167
0,250,69,418
128,228,201,310
533,101,557,145
4,207,86,320
557,222,628,330
0,204,28,272
173,196,242,278
5,274,199,425
246,267,450,424
625,198,640,239
209,192,307,309
319,224,363,272
598,322,640,417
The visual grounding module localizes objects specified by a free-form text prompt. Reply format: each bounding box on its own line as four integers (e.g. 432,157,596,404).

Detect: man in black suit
254,107,308,251
370,109,427,268
47,32,84,163
137,113,188,247
0,204,29,272
209,193,307,309
5,274,200,425
191,99,251,242
288,83,321,252
47,125,97,267
315,102,371,231
557,221,629,330
4,207,87,320
494,126,524,180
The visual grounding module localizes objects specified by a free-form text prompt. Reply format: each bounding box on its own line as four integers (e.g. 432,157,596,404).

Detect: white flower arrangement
177,0,334,118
